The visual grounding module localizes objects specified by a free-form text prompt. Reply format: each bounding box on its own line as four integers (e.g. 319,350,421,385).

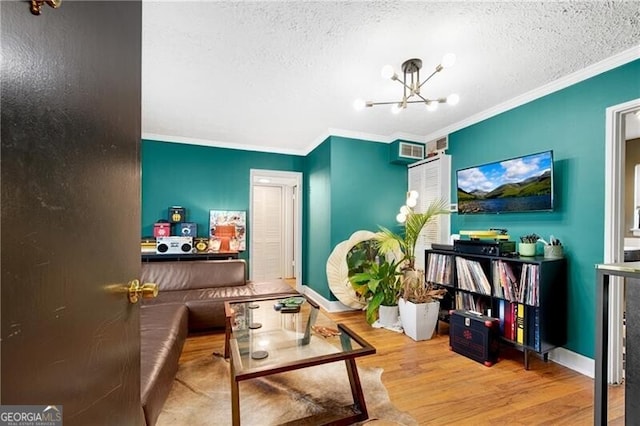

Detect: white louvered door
408,154,451,271
252,185,284,280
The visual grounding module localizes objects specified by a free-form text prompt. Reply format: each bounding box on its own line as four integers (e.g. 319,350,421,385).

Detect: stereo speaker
156,236,193,254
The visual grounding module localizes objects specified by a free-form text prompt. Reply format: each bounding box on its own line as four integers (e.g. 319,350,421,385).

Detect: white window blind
407,154,451,271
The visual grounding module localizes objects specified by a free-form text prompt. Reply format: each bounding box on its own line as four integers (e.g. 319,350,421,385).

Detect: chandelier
354,53,459,114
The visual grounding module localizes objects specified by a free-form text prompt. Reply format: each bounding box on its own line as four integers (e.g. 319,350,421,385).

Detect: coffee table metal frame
224,295,376,426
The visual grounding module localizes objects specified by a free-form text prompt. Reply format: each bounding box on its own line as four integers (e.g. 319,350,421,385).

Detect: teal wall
330,137,407,248
141,140,304,261
302,136,408,300
448,59,640,358
142,137,407,302
303,138,333,298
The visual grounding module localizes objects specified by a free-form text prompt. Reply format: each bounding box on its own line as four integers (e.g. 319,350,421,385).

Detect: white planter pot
378,304,400,328
398,298,440,341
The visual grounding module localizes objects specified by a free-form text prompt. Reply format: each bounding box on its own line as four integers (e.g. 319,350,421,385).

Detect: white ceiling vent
426,136,448,157
399,142,425,160
390,140,426,164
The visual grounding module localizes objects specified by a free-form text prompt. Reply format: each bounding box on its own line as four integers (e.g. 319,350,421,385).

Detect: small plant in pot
349,257,402,326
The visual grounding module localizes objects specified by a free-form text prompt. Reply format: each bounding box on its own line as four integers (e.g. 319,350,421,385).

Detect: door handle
128,279,159,304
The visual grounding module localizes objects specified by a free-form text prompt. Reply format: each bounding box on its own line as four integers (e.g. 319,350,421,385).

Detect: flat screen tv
456,150,554,214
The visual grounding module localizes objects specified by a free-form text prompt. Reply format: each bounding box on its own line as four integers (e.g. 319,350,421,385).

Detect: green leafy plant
346,240,378,277
376,197,450,269
350,258,402,324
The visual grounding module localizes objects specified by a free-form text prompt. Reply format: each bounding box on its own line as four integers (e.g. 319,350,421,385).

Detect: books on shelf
495,300,540,349
492,260,539,306
455,292,489,314
516,303,525,345
426,253,453,286
455,257,491,295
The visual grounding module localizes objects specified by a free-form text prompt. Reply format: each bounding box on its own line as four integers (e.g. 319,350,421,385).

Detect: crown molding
424,45,640,142
141,133,307,156
144,48,639,156
304,128,425,155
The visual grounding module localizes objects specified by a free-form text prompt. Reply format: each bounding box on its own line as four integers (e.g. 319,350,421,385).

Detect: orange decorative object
214,225,236,252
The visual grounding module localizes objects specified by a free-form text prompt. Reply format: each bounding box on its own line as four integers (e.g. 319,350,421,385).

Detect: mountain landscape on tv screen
458,170,552,214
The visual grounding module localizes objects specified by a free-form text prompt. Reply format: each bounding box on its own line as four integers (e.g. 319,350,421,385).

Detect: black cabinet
425,249,567,369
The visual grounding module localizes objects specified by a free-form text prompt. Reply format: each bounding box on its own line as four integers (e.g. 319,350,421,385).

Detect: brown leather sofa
138,259,298,425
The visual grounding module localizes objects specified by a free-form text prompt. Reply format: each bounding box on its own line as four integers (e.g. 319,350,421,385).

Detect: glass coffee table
224,295,376,426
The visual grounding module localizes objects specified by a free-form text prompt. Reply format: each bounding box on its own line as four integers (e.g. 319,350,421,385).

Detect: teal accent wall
141,140,304,261
330,136,406,247
303,138,333,298
143,137,406,302
448,59,640,358
302,136,407,300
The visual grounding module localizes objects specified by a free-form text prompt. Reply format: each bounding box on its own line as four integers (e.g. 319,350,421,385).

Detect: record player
454,229,516,257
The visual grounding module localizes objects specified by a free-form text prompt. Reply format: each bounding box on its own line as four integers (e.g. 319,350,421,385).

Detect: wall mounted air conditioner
390,140,425,164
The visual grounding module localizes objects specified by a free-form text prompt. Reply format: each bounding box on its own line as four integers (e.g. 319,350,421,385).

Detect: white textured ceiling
142,1,640,155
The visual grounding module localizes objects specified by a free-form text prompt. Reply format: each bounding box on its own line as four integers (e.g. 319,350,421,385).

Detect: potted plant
397,269,447,340
349,257,402,326
519,233,540,257
376,194,450,339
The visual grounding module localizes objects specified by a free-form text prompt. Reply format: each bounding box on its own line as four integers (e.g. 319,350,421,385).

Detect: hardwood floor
181,309,624,425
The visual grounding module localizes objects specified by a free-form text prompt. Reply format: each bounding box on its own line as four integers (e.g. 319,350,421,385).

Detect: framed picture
209,210,246,252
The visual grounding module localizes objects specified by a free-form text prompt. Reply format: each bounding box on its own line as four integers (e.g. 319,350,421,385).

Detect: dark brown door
1,2,142,425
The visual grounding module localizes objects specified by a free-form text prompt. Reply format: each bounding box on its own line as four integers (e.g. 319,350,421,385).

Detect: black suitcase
449,309,500,367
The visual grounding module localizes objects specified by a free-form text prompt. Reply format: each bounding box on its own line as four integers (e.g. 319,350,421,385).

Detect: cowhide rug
157,353,417,425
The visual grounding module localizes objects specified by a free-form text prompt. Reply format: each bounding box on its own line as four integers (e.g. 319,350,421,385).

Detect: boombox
156,236,193,254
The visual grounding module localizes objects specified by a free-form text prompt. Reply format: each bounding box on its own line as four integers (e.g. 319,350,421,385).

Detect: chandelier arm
367,100,406,106
418,69,440,89
415,93,431,104
392,78,413,92
405,100,436,104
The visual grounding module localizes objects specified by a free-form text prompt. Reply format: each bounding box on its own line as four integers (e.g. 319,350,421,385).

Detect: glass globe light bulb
380,65,395,80
441,53,456,69
447,94,460,106
408,190,419,200
406,198,417,208
400,205,410,215
426,101,438,112
396,213,407,223
391,103,402,114
353,99,366,110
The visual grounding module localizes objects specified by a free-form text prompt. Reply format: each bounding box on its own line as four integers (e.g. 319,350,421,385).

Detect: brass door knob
128,280,159,304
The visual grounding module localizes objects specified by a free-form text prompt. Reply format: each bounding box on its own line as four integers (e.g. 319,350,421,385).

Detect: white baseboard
301,285,358,313
548,347,594,378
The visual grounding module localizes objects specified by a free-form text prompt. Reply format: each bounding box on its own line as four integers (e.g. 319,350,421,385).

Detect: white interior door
250,169,302,285
252,185,285,280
